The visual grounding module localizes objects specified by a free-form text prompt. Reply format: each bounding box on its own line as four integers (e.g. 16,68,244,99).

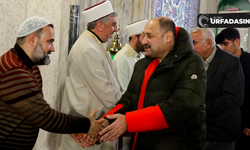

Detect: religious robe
60,30,122,150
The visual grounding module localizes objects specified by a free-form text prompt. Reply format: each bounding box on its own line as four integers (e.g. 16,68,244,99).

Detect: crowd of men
0,0,249,150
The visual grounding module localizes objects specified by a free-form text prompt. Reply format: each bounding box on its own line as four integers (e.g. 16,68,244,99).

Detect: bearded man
0,16,100,150
113,20,148,94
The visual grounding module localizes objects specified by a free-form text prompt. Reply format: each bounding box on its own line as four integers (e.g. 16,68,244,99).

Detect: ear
96,21,105,32
206,39,212,48
164,31,174,43
234,38,240,46
131,35,138,44
27,33,38,47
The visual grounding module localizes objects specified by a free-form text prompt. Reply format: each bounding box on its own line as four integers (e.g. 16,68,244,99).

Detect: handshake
71,109,127,148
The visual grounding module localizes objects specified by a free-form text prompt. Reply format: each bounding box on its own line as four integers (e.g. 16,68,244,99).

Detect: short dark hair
87,12,117,30
16,24,54,45
158,17,176,39
215,27,240,44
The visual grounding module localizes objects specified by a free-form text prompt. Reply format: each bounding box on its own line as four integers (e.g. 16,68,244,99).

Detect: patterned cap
17,16,50,38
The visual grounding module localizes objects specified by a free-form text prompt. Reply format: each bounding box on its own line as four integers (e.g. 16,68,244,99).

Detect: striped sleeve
0,68,90,134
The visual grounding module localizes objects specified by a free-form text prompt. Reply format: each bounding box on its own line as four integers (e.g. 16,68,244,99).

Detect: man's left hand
99,114,127,142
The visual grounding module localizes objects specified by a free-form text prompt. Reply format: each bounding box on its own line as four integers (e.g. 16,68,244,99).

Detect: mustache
143,44,151,49
47,51,51,55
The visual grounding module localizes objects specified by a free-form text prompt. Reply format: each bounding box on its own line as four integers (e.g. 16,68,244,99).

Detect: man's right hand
72,111,111,148
87,109,101,138
96,118,110,130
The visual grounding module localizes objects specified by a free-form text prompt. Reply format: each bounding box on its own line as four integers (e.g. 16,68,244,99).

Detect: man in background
216,27,250,150
113,19,147,94
191,27,244,150
0,16,99,150
112,19,148,150
60,1,122,150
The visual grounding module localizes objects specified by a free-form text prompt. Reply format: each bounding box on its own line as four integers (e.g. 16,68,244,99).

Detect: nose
142,36,147,45
114,24,118,32
192,45,197,53
221,44,225,50
50,43,55,52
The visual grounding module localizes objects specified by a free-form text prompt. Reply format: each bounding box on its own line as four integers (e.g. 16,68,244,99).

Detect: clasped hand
71,112,127,148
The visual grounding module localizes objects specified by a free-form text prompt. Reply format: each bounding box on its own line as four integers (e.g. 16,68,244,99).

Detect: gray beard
32,41,50,65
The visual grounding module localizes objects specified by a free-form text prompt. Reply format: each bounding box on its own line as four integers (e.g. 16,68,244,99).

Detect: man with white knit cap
113,20,148,94
60,0,122,150
0,16,101,150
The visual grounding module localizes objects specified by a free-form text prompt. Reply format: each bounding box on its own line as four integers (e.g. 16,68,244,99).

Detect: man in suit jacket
216,27,250,150
190,27,244,150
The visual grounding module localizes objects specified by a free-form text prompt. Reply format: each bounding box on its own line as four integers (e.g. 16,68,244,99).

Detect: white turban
82,0,114,23
126,20,148,37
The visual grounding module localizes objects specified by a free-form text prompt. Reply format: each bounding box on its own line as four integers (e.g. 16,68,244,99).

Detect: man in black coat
216,27,250,150
94,17,207,150
191,27,244,150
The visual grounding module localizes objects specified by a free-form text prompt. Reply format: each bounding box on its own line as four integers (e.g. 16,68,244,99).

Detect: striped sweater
0,44,90,150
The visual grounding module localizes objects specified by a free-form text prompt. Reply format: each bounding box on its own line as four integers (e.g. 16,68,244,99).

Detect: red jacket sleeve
102,104,124,118
125,104,168,132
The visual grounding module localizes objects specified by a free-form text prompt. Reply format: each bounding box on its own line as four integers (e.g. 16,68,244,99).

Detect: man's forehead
41,26,55,39
190,33,198,39
143,24,160,34
143,30,154,35
221,39,231,43
191,32,202,38
108,16,117,23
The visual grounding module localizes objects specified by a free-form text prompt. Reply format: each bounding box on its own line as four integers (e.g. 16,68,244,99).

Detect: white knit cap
82,0,114,23
126,20,148,37
17,16,50,38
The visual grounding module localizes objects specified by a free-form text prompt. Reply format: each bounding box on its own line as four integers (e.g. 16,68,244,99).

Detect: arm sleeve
125,105,168,132
101,64,139,123
0,68,90,134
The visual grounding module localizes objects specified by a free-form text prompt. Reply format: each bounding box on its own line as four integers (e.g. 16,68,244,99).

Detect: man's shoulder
114,47,127,55
0,50,21,74
210,47,240,73
216,46,238,61
113,46,130,59
134,57,151,69
69,34,100,57
241,50,250,58
180,51,204,65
